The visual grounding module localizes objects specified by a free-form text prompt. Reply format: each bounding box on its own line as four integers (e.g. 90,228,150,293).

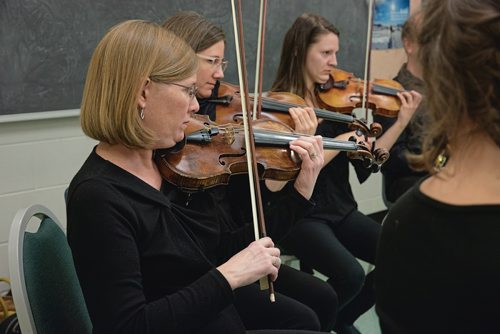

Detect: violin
208,81,381,137
317,68,405,118
155,114,374,191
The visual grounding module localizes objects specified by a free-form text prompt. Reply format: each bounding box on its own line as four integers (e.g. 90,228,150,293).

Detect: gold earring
140,108,145,120
434,150,448,171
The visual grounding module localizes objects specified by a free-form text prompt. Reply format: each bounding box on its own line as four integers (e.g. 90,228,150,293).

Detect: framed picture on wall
372,0,409,49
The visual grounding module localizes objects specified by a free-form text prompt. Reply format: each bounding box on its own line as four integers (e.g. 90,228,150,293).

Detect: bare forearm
375,119,407,151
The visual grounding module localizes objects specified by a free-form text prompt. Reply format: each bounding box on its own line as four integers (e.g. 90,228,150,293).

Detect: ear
137,78,151,109
403,37,413,55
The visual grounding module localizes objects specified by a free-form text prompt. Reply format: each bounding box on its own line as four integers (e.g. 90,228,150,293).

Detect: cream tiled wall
0,114,96,278
0,113,386,279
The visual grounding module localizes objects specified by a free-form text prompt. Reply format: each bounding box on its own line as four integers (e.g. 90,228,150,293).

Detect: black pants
281,209,380,327
235,264,338,332
248,331,328,334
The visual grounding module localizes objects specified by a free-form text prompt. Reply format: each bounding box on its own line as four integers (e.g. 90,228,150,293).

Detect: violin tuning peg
370,164,381,173
362,159,372,169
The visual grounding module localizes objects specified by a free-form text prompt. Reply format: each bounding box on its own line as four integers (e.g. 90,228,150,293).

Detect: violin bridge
224,125,236,145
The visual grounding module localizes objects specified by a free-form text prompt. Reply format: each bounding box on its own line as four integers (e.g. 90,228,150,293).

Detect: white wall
0,114,96,278
0,113,386,279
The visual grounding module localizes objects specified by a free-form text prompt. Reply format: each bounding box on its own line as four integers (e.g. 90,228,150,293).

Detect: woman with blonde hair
67,20,320,334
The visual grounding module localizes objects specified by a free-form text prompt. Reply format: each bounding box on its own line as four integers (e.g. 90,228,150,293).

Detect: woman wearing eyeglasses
163,11,338,332
68,20,327,334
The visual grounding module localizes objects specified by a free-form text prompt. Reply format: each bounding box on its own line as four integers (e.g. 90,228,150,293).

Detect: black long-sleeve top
165,175,312,264
67,149,246,334
375,179,500,333
167,81,315,261
306,120,372,225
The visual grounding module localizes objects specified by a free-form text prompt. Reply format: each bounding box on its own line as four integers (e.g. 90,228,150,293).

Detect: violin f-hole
219,148,246,165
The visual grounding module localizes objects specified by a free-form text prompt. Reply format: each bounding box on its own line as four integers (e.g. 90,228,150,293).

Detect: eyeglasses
169,82,199,100
196,54,229,72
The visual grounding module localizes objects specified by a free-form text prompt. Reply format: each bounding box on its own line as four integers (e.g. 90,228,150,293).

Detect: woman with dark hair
163,11,338,332
375,0,500,333
272,13,422,334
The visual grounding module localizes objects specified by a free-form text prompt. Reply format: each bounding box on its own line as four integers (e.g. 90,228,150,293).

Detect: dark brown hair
271,13,339,101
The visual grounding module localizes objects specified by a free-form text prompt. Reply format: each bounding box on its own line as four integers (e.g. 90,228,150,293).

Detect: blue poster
372,0,410,49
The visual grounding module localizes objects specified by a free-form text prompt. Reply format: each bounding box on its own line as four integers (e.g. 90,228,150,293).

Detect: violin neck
253,129,358,152
313,108,353,124
207,95,233,105
372,84,403,96
260,98,355,124
186,126,359,152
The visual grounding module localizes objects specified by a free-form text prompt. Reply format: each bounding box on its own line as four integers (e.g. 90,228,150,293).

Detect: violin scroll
345,132,390,172
373,147,390,168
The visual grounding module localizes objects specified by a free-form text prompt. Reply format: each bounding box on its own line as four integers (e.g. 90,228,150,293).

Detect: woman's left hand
396,90,423,128
289,135,324,199
289,107,318,135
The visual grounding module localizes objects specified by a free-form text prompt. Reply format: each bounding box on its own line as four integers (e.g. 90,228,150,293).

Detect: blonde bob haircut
80,20,197,148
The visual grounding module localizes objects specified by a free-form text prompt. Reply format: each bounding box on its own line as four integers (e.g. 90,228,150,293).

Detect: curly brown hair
412,0,500,172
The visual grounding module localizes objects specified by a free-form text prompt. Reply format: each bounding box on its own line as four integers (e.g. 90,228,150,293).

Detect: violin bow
361,0,389,169
230,0,276,302
252,0,268,120
361,0,375,123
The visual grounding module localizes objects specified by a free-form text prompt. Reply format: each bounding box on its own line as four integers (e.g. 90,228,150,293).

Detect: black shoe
334,324,361,334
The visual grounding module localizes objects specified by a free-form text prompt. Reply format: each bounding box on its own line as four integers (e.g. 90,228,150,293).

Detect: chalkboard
0,0,367,116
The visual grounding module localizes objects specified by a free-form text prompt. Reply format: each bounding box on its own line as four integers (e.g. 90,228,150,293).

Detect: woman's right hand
216,237,281,290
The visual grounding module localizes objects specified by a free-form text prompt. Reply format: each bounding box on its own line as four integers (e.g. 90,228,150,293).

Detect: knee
292,306,321,331
337,262,366,288
309,284,339,331
328,264,366,302
310,283,338,312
